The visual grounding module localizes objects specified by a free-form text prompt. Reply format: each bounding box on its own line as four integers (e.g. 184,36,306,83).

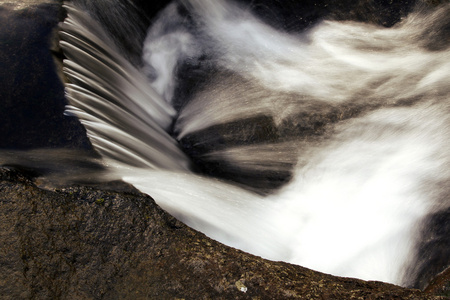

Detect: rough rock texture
0,167,446,299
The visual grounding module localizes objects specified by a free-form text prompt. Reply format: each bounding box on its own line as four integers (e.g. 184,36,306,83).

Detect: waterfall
60,3,191,170
59,1,450,287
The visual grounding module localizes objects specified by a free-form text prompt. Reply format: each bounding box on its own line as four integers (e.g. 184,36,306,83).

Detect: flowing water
58,0,449,287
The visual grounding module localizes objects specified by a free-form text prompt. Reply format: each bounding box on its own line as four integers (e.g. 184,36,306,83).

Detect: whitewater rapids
59,0,450,286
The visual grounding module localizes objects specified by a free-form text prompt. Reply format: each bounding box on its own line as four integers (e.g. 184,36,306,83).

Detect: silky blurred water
45,0,450,286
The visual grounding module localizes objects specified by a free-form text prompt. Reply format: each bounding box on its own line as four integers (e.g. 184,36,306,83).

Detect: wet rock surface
0,1,91,150
0,167,446,299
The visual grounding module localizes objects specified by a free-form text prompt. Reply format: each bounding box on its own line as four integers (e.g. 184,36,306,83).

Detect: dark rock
0,167,445,299
233,0,416,32
0,2,91,150
179,114,294,193
404,207,450,290
424,267,450,297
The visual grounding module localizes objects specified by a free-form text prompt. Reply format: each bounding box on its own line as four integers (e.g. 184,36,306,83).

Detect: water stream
59,0,450,286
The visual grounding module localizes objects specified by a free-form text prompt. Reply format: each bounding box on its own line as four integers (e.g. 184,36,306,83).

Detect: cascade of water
60,3,191,171
59,0,450,286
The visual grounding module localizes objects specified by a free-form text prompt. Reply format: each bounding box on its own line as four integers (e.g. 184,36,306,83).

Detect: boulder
0,167,445,299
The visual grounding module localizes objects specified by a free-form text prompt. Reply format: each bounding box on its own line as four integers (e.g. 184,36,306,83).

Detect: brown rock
0,167,445,299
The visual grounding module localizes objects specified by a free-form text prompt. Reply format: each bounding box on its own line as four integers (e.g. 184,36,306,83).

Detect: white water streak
106,102,450,284
174,0,449,137
61,3,191,170
61,1,450,286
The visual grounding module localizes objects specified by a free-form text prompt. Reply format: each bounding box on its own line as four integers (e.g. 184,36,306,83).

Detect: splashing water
60,1,450,286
